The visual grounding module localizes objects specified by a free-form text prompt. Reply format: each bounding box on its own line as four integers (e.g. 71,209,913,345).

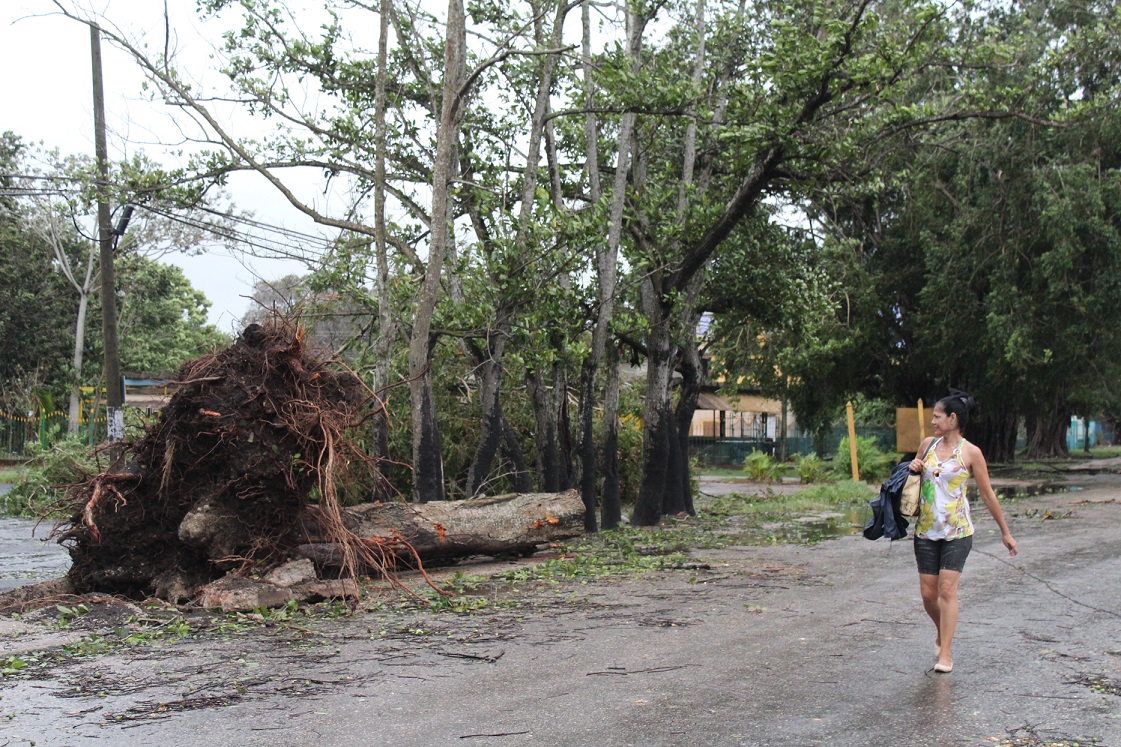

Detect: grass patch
697,466,751,477
0,466,29,483
711,480,875,517
427,479,879,594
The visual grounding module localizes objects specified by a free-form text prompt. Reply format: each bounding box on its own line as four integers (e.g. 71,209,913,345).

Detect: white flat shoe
933,662,953,673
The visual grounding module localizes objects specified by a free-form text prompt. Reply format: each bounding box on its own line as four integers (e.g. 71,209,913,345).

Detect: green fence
690,424,898,467
0,410,107,458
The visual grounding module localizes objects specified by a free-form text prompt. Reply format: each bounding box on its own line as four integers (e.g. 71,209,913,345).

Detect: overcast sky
0,1,336,333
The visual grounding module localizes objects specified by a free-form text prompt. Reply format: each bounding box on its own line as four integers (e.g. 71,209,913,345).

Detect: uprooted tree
58,320,583,603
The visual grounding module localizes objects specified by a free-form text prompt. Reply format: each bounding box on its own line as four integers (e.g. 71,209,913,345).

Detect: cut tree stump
296,489,584,568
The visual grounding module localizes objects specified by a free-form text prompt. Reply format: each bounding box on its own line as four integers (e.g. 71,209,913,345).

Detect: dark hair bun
949,388,978,417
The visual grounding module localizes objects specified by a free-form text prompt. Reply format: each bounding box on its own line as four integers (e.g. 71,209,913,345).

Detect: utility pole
91,24,124,445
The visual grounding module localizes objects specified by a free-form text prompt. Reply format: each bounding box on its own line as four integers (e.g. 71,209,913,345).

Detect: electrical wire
0,170,351,262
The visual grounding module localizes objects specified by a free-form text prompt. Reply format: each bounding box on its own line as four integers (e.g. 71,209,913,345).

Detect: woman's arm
909,437,936,474
967,444,1019,556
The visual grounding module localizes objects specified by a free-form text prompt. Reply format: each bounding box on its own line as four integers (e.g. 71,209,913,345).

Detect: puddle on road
0,516,71,593
995,483,1081,500
755,483,1084,545
750,507,872,545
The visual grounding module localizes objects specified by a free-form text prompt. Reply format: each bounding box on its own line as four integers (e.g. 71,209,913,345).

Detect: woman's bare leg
935,570,962,668
919,573,941,651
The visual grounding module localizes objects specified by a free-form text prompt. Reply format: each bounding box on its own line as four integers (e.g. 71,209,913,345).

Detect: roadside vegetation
0,466,27,483
0,434,95,518
412,479,877,611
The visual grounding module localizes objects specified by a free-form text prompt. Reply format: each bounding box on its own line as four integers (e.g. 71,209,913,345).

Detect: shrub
794,479,878,507
833,435,896,483
615,418,645,506
792,452,826,484
743,450,781,483
1,433,96,518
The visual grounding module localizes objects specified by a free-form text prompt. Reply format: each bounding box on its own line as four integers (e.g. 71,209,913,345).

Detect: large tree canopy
0,133,232,412
31,0,1121,516
0,133,79,408
710,0,1121,461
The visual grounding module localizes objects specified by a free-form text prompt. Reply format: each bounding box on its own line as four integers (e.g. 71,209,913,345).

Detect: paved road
2,481,1120,746
0,515,71,593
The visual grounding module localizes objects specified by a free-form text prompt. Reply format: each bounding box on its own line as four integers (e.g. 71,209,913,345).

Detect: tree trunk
553,360,573,489
410,378,446,501
370,0,394,502
408,0,466,501
529,364,568,492
599,341,622,529
1025,394,1071,459
297,490,584,566
68,290,91,434
969,403,1019,464
573,0,627,534
466,353,505,497
633,288,676,526
501,414,534,493
672,325,703,518
664,418,690,517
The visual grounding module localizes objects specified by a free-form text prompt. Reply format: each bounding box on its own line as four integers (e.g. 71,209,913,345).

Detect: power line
0,188,348,249
0,173,91,182
0,172,365,249
0,187,343,261
188,203,340,245
0,189,85,197
136,203,336,261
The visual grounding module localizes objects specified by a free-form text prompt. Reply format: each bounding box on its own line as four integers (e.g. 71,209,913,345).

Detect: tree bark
529,363,569,492
408,0,467,501
297,490,584,566
501,414,534,493
1025,394,1071,459
573,0,611,533
633,286,677,526
672,295,705,518
599,341,622,529
68,290,91,434
370,0,395,502
574,0,640,530
969,402,1019,464
465,344,506,497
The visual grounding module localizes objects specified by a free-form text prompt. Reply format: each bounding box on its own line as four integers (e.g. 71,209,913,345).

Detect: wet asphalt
1,477,1120,746
0,483,71,593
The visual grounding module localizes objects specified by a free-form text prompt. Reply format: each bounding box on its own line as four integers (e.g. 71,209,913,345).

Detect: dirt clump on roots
57,320,372,601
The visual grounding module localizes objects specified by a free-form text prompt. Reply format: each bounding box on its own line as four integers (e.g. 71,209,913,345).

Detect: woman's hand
909,458,925,474
1002,532,1019,557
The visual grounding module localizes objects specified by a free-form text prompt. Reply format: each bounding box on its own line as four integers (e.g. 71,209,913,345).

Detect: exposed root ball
58,320,368,600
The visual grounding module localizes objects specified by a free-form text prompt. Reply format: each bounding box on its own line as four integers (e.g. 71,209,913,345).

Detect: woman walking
909,391,1018,673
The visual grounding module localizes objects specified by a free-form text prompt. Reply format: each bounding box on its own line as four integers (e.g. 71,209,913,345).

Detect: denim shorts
914,535,973,575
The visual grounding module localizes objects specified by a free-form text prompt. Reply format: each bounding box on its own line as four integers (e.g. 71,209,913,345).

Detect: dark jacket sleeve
863,462,912,541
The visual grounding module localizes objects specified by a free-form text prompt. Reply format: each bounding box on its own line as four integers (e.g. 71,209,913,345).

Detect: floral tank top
916,437,974,541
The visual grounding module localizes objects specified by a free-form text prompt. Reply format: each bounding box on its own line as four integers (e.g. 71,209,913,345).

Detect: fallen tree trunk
55,321,585,605
296,489,584,569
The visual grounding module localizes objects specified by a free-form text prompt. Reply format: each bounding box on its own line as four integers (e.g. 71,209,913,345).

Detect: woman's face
931,404,957,436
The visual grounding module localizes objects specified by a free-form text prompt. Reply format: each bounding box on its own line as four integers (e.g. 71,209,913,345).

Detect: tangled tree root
56,319,401,602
